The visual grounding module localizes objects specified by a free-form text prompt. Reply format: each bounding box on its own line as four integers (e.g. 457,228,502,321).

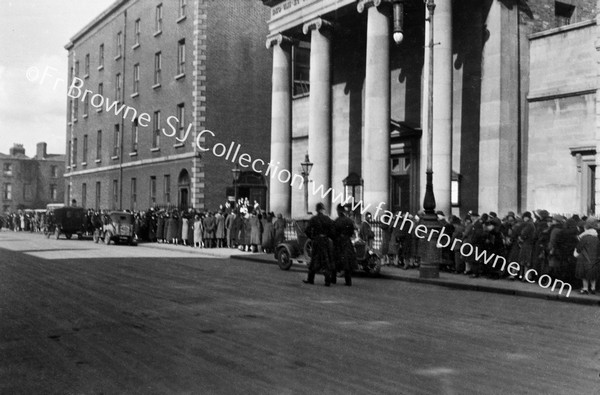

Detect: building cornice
65,0,129,49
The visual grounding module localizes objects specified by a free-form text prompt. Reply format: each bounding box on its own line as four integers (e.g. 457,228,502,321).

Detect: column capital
302,18,333,35
266,34,294,49
357,0,392,13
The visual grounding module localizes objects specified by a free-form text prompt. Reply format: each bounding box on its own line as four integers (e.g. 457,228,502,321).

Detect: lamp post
300,153,313,214
231,164,241,208
392,0,405,45
419,0,441,279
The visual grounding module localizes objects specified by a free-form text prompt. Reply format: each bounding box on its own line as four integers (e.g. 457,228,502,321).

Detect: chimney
9,144,25,156
36,142,47,159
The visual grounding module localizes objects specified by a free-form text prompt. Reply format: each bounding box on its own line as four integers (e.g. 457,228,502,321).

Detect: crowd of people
378,209,599,295
3,202,600,294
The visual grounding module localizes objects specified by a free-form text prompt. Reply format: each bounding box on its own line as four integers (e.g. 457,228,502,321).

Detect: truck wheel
277,248,293,270
104,231,112,245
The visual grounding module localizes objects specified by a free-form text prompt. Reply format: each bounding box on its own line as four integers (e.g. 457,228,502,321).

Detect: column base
418,213,441,279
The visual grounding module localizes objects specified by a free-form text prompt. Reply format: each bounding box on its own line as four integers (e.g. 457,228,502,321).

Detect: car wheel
277,248,293,270
104,231,112,245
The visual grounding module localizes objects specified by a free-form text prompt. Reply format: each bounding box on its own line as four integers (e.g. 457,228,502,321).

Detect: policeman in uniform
303,202,335,286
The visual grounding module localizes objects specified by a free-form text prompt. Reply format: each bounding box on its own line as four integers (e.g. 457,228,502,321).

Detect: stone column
419,0,452,217
266,34,293,217
358,0,391,212
478,0,519,214
303,18,332,213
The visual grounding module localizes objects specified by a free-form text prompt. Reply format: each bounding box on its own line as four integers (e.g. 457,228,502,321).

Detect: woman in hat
573,217,600,294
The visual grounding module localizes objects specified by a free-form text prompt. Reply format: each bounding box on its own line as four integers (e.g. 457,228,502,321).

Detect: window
23,184,32,201
98,82,103,96
555,1,575,27
131,119,139,152
155,4,163,33
83,94,89,116
112,179,119,209
113,124,120,157
74,60,79,77
97,130,102,160
50,184,57,201
95,182,101,209
51,165,57,178
153,111,160,148
3,184,12,200
73,97,78,120
99,43,104,68
82,183,87,208
177,39,185,75
292,45,310,96
67,140,71,166
83,134,88,163
150,176,156,204
179,0,186,18
67,185,71,203
115,73,122,101
177,103,185,140
131,178,137,210
3,163,12,176
133,63,140,94
154,52,162,85
116,31,122,58
164,175,171,203
84,53,90,76
72,138,78,166
134,19,141,47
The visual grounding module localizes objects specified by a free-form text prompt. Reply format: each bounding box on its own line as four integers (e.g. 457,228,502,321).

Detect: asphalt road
1,231,600,394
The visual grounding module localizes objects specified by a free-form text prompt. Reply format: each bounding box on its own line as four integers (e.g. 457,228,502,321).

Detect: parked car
49,206,86,240
94,211,136,245
274,217,381,275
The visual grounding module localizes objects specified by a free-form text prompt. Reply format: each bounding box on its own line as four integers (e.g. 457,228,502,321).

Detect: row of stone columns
267,0,453,217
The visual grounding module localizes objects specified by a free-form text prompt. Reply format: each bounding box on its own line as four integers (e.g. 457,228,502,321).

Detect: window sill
82,114,88,119
152,83,161,90
96,108,102,113
111,155,119,160
130,92,139,98
150,147,160,152
153,30,162,37
67,122,73,127
132,43,140,50
84,74,89,79
82,162,87,166
95,159,101,164
173,142,184,148
71,164,77,169
129,151,138,157
114,54,122,61
174,73,185,81
73,118,78,123
177,15,187,23
97,65,104,71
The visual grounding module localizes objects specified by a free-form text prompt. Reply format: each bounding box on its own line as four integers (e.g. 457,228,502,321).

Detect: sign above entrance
271,0,319,19
268,0,354,28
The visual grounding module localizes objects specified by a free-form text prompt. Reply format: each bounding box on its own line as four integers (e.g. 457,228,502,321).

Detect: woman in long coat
166,212,179,244
249,212,262,252
573,218,600,294
261,213,274,253
203,212,216,248
193,214,203,248
181,215,189,246
215,211,225,248
156,213,165,243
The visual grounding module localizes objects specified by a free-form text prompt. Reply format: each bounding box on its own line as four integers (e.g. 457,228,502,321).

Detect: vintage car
93,211,136,246
48,206,86,240
274,217,381,275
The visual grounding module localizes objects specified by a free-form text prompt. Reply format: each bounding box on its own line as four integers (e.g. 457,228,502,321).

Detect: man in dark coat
333,204,356,286
303,202,335,286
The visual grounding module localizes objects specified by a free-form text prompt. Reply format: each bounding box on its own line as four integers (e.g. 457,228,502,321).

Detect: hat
435,210,445,217
489,211,498,218
336,204,344,211
552,214,564,223
315,202,325,212
585,217,598,227
522,211,532,219
507,211,515,217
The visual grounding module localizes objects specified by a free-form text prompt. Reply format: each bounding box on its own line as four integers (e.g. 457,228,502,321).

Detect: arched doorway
178,169,190,210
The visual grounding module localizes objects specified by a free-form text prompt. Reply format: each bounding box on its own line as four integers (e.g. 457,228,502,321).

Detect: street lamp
300,153,313,214
419,0,441,279
231,164,241,207
392,0,405,45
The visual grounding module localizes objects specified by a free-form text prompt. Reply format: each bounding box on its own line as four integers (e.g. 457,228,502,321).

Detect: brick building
0,143,65,213
64,0,271,212
261,0,600,217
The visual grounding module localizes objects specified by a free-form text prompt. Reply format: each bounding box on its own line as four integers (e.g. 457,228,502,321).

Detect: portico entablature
265,0,355,34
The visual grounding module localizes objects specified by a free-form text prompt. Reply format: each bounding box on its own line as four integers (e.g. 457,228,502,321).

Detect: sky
0,0,116,157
